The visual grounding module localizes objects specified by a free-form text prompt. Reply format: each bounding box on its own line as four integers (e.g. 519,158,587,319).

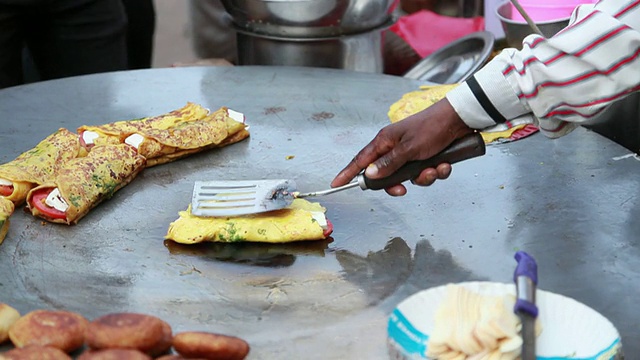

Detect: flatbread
0,128,84,205
78,103,249,167
166,199,329,244
26,144,146,225
0,197,15,245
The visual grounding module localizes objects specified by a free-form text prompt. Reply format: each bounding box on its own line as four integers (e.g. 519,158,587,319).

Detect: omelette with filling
166,199,333,244
0,197,14,245
77,103,250,167
26,144,146,225
388,84,460,124
0,128,84,205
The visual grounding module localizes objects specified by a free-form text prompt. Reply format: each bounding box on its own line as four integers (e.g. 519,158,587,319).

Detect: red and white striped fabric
446,0,640,138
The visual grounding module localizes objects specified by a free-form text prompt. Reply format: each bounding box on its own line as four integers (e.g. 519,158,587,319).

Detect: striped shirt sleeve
446,0,640,138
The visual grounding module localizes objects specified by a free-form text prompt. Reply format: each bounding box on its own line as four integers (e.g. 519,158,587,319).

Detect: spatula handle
361,132,486,190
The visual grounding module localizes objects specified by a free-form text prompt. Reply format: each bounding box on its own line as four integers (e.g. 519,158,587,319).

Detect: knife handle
514,251,538,285
514,251,539,317
361,132,486,191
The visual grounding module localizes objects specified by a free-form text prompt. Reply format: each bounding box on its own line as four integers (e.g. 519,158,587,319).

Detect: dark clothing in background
0,0,128,89
121,0,155,69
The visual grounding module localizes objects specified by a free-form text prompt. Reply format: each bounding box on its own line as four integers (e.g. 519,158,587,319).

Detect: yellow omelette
166,199,331,244
0,197,14,245
0,128,84,205
78,103,249,167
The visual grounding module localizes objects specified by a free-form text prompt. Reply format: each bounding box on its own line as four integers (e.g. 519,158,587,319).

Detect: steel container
222,0,397,37
496,1,569,49
236,23,389,73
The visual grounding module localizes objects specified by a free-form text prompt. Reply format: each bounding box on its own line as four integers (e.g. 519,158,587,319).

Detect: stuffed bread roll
0,197,14,245
26,144,146,225
165,199,333,244
78,103,249,167
0,128,84,205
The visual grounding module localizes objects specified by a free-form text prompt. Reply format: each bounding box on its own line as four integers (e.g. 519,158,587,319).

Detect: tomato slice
323,219,334,238
30,189,67,220
0,185,13,197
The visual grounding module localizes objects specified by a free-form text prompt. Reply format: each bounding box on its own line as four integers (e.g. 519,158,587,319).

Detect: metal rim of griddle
402,31,495,84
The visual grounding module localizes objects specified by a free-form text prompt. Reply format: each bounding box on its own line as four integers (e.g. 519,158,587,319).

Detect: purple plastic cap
514,251,538,285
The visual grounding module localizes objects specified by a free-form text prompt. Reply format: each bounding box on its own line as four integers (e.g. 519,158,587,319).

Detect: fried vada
8,310,88,353
86,313,172,356
172,331,250,360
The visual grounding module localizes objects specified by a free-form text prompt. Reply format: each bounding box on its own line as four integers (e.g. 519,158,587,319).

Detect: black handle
362,132,486,190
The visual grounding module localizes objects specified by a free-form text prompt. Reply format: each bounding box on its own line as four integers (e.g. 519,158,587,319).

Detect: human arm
332,0,640,194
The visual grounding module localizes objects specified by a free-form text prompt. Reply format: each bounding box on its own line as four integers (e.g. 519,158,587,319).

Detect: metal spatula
191,132,486,217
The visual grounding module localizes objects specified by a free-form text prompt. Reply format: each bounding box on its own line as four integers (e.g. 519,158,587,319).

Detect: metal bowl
235,19,393,73
221,0,398,37
403,31,495,84
496,1,569,49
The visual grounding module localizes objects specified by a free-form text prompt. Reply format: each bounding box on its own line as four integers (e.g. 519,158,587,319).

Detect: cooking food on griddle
165,199,333,244
426,284,541,360
0,198,13,245
0,128,84,206
85,313,172,356
172,331,250,360
8,310,88,354
387,84,459,124
0,303,19,344
26,144,146,225
77,103,250,167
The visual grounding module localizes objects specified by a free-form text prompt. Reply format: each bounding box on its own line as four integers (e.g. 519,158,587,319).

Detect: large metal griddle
0,66,639,358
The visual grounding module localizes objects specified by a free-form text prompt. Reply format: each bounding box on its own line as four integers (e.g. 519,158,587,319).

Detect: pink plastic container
509,0,596,22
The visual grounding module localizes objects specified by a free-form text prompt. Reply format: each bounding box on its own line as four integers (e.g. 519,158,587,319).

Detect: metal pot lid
402,31,495,84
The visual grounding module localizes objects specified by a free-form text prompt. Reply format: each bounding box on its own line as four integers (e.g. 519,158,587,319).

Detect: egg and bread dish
77,103,249,167
0,128,85,206
26,144,147,225
0,198,13,245
388,84,459,124
165,199,333,244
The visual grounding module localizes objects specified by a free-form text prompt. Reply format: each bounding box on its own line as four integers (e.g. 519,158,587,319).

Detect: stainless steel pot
222,0,397,37
236,23,389,73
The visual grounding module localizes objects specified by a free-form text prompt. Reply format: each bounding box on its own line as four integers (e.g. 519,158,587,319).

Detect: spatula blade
191,179,297,217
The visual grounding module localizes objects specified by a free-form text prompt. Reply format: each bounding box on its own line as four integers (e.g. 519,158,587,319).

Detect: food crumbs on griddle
285,155,295,160
180,265,202,276
40,221,46,226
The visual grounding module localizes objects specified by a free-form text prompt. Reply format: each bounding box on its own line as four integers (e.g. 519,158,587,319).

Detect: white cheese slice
227,109,245,123
310,211,328,230
45,188,69,212
124,133,145,150
82,131,100,146
0,178,12,186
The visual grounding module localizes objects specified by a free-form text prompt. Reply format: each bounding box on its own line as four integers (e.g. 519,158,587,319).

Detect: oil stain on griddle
311,112,334,121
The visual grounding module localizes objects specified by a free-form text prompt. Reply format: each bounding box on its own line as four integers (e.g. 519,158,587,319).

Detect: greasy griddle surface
1,67,639,358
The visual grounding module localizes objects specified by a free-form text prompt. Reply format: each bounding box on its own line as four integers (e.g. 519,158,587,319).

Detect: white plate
387,282,622,360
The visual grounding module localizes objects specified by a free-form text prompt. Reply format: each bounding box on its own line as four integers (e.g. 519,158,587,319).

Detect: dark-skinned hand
331,98,473,196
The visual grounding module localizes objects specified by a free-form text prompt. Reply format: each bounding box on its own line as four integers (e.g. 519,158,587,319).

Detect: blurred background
152,0,197,68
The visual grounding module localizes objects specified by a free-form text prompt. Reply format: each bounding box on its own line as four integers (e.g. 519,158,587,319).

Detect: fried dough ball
77,348,152,360
172,331,250,360
8,310,88,353
86,313,172,356
155,356,207,360
0,303,20,343
0,345,72,360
